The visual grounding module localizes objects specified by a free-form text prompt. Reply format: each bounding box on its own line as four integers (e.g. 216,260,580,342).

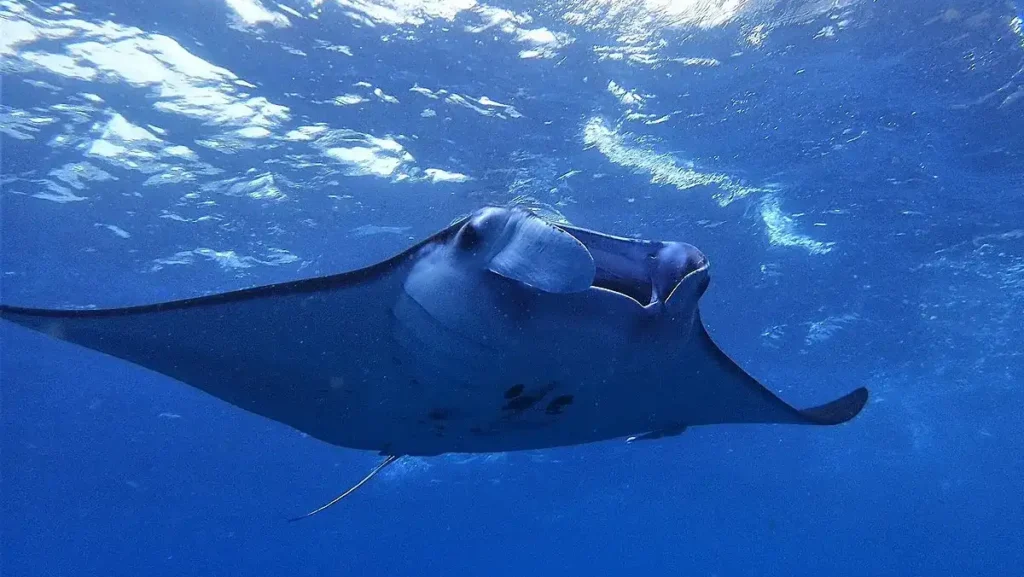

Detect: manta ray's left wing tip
0,304,67,333
797,386,869,425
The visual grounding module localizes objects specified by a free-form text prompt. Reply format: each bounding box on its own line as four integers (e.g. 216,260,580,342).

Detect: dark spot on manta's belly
503,392,543,413
428,408,452,421
545,395,574,415
501,383,556,414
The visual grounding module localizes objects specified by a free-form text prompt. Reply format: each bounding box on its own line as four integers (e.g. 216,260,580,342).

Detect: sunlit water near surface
2,0,1023,575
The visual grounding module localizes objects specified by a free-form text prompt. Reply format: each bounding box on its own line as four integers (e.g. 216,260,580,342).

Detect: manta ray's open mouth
555,224,710,307
590,269,656,304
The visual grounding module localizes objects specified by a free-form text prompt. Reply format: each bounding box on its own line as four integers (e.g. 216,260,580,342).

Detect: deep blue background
3,0,1023,575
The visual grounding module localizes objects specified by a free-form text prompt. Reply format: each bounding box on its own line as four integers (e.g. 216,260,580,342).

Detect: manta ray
0,205,868,519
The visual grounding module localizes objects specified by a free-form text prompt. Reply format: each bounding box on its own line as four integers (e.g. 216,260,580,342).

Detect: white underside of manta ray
0,205,868,519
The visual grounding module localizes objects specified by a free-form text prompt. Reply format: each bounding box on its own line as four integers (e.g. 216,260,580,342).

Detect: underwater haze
2,0,1023,575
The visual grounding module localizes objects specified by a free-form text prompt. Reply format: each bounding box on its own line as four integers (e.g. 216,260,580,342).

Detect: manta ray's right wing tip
797,386,869,426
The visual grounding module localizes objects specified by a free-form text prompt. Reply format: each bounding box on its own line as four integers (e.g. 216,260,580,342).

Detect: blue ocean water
2,0,1023,575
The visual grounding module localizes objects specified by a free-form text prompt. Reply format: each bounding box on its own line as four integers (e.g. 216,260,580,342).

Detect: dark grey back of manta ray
0,205,868,457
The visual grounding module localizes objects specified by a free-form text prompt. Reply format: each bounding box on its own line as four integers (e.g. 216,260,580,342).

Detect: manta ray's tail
289,455,400,522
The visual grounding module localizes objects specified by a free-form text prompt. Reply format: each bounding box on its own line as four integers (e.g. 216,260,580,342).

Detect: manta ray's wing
621,321,868,443
688,320,869,427
0,222,464,447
